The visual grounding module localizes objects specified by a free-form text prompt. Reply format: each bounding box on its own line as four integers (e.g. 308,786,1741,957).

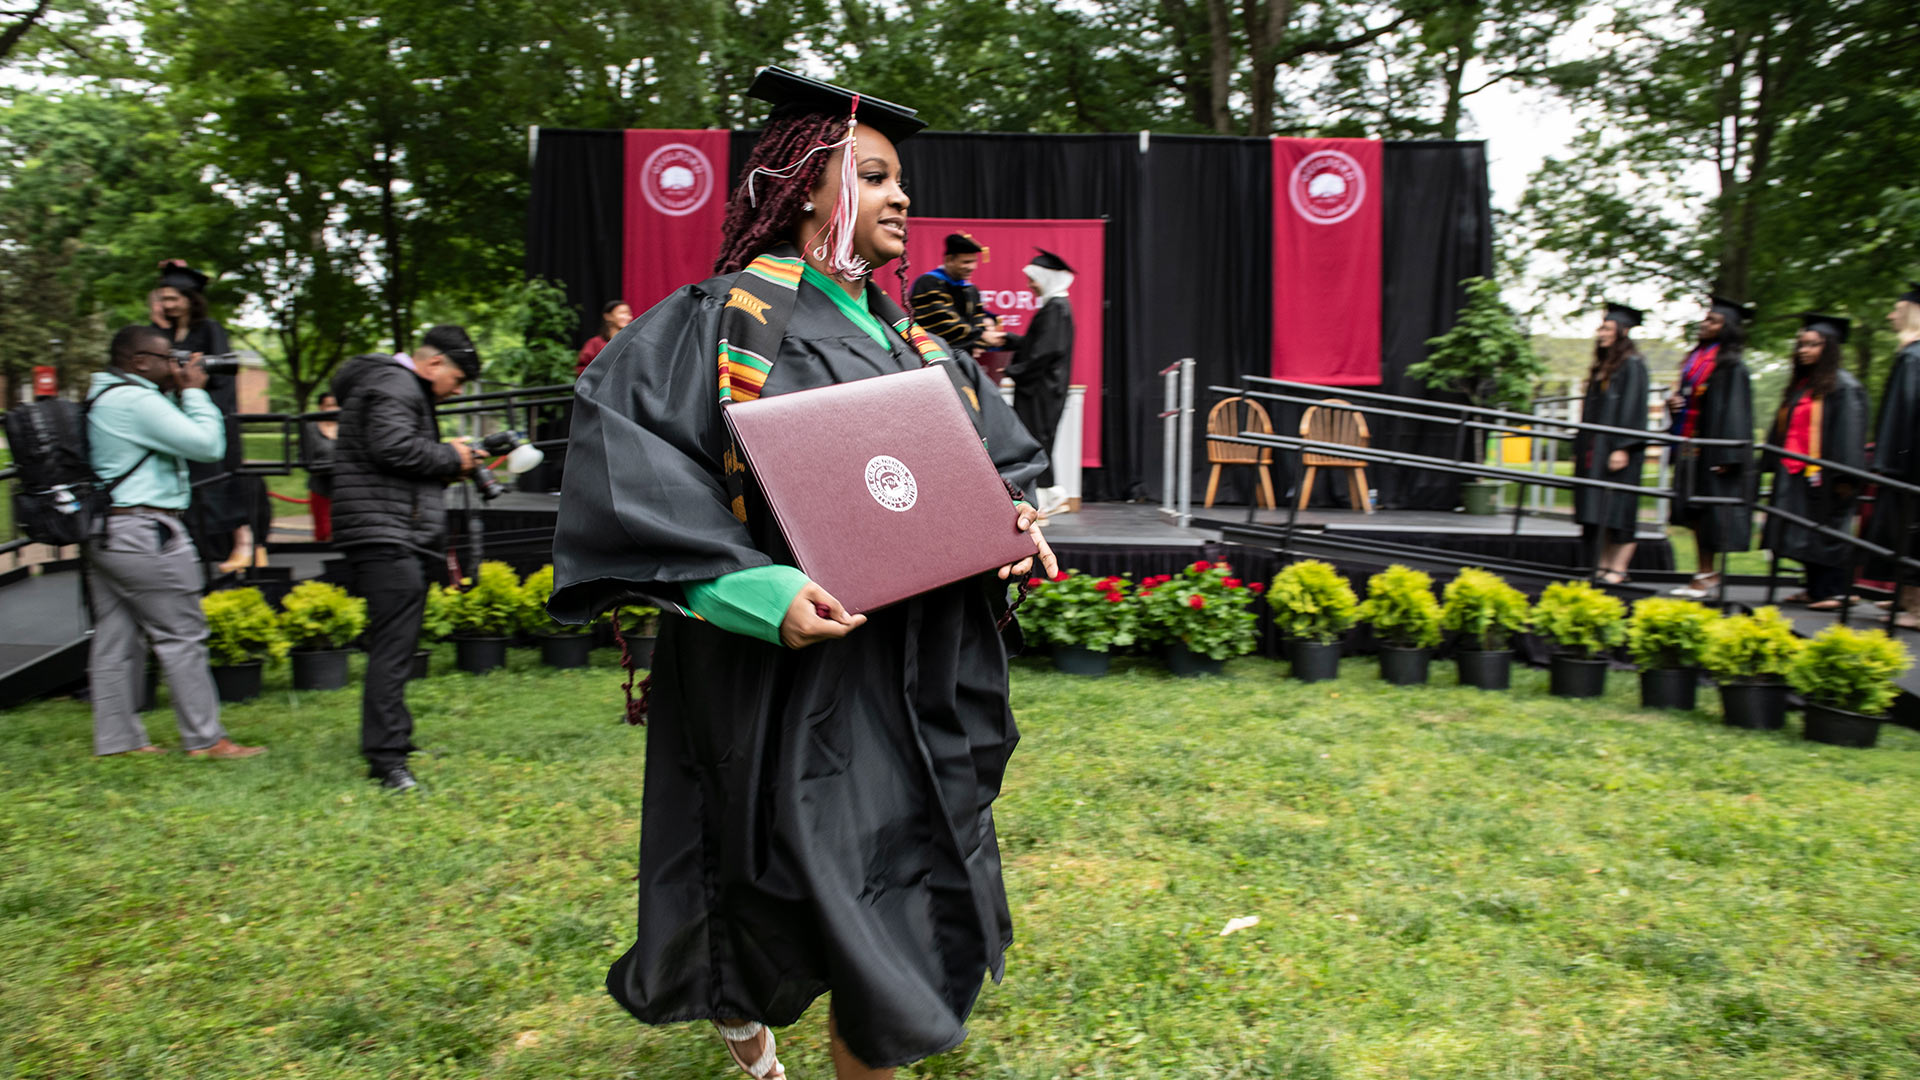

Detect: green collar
801,263,892,351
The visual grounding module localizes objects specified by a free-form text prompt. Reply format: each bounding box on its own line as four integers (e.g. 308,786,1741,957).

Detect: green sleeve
682,564,812,645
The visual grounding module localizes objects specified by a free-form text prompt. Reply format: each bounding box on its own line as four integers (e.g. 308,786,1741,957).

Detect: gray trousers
85,511,227,754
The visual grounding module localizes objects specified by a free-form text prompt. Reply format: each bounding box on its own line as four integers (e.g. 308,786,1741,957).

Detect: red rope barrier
266,491,312,504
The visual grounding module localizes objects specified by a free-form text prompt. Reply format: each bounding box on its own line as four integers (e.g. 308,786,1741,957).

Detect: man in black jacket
330,325,479,791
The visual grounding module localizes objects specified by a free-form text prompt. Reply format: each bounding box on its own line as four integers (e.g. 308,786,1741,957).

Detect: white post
1176,359,1195,526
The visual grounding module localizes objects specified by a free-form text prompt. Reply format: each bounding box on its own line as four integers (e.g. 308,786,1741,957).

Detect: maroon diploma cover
722,366,1037,614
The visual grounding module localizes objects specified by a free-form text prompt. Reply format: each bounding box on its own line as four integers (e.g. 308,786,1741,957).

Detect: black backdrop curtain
527,129,1490,507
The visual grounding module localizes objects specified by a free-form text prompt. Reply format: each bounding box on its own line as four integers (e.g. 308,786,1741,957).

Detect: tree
1409,276,1546,410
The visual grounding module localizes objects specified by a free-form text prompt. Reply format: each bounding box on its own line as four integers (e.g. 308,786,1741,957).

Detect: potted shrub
202,587,288,702
1626,597,1716,710
1018,571,1141,676
1701,606,1800,730
1532,580,1626,699
612,605,661,669
1407,277,1546,514
445,561,524,673
1439,568,1531,690
1787,625,1912,748
1137,559,1259,676
416,584,454,680
279,580,368,691
1268,560,1358,683
520,565,593,669
1356,564,1442,686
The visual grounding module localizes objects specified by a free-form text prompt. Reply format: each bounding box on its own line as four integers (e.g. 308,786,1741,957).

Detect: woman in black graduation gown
548,68,1053,1080
1665,296,1756,598
1764,314,1870,610
1866,283,1920,626
1573,303,1651,584
1003,249,1076,513
152,261,270,571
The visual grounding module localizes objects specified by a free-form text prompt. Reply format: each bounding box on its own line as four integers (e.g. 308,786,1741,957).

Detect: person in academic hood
1666,296,1757,598
547,67,1053,1080
909,232,1004,356
1867,283,1920,626
1572,303,1651,584
1002,249,1076,514
1763,314,1870,610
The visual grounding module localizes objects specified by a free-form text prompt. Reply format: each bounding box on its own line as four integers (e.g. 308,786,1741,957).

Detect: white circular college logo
640,143,715,217
864,455,918,512
1287,149,1367,226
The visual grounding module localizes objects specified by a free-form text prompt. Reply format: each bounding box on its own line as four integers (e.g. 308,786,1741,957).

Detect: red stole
1679,344,1719,437
1781,386,1824,476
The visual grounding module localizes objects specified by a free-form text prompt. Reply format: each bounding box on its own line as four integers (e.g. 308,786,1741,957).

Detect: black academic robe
1763,370,1869,568
909,272,990,352
155,317,266,558
1669,348,1755,551
1003,296,1074,487
1571,353,1649,535
549,268,1047,1069
1864,341,1920,577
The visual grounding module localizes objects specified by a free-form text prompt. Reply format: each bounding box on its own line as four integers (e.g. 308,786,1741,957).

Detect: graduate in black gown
1572,303,1651,584
1866,283,1920,626
1002,249,1076,513
548,67,1054,1080
1763,314,1870,609
152,261,269,570
1666,296,1756,598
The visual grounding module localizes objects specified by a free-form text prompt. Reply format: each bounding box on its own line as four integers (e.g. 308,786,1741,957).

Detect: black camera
468,430,543,502
172,349,242,377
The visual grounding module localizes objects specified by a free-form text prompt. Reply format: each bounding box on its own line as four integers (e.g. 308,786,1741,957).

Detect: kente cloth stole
1680,344,1719,438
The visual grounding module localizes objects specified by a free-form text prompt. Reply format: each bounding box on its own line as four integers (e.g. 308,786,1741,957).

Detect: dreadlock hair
1588,325,1635,390
714,112,848,275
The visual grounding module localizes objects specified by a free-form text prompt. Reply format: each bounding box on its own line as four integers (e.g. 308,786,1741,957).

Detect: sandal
1780,591,1812,605
714,1020,785,1080
1597,570,1630,585
1895,612,1920,631
1807,597,1848,612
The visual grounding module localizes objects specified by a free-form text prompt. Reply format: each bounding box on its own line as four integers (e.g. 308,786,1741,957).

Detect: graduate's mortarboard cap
1029,248,1074,273
746,66,926,145
945,233,982,256
1799,312,1851,344
1900,281,1920,305
1603,302,1643,331
156,261,209,293
1708,294,1755,323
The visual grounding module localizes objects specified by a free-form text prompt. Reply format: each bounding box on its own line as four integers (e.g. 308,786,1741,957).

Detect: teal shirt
85,370,226,509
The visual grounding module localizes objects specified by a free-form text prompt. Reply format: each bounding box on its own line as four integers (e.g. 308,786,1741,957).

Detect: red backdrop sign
1270,138,1382,385
911,217,1105,467
622,129,729,314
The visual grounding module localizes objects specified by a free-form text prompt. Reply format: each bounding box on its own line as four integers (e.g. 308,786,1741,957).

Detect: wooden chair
1298,399,1374,513
1203,396,1277,509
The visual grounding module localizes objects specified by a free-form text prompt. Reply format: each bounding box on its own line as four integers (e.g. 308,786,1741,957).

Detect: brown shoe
187,737,267,759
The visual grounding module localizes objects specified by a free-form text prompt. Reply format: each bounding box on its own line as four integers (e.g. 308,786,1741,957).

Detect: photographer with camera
84,325,265,759
330,325,480,793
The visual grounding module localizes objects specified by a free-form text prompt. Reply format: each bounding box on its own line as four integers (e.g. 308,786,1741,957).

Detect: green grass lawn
3,649,1918,1078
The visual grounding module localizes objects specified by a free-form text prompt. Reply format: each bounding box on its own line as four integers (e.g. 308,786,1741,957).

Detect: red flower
1193,560,1214,572
1155,574,1173,585
1106,592,1125,603
1250,582,1266,595
1094,577,1118,592
1223,578,1242,589
1051,571,1069,582
1026,577,1043,588
1188,594,1206,609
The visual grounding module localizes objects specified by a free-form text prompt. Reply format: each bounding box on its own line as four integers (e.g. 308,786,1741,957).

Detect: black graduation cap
945,233,982,256
1900,281,1920,305
1603,302,1643,331
1029,248,1074,273
1708,294,1755,324
746,66,926,145
157,262,209,293
1799,312,1851,344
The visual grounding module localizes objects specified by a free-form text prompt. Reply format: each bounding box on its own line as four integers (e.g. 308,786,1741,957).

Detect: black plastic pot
1164,643,1224,677
539,633,594,669
455,636,510,674
1718,680,1787,730
1051,645,1111,676
290,648,350,691
1802,702,1881,748
211,661,263,703
408,650,431,681
1377,645,1432,686
1289,640,1341,683
624,635,657,669
1548,654,1609,699
1455,649,1512,690
1639,667,1697,710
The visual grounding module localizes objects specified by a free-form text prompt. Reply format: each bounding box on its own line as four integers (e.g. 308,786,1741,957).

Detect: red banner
622,129,728,314
1270,138,1382,385
911,218,1105,467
